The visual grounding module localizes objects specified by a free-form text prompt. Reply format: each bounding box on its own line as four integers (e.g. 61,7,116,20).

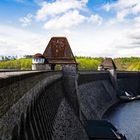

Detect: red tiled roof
102,58,117,69
33,53,45,59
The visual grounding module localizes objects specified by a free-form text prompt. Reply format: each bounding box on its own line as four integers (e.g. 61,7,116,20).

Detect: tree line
0,57,140,71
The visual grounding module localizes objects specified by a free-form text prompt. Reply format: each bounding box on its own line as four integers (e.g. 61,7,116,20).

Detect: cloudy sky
0,0,140,57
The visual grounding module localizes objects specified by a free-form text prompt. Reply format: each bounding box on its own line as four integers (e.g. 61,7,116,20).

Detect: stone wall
77,71,140,121
53,98,88,140
1,70,140,140
117,72,140,96
0,70,87,140
0,71,60,117
62,64,80,117
0,71,63,140
78,71,118,120
32,64,50,70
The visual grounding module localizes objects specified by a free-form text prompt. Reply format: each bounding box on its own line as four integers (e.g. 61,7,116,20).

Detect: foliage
76,57,102,70
0,58,32,70
0,57,140,71
127,62,140,71
114,57,140,71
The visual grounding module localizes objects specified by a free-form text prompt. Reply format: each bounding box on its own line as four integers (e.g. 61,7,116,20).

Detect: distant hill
0,57,140,71
114,57,140,71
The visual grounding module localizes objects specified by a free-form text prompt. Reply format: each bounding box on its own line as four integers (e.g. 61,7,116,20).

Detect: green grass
0,57,140,71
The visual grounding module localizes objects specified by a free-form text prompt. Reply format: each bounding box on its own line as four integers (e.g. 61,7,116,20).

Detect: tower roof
43,37,76,64
102,58,117,70
33,53,45,59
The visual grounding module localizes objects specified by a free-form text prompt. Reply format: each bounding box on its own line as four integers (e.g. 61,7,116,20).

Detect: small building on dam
1,37,140,140
32,37,77,71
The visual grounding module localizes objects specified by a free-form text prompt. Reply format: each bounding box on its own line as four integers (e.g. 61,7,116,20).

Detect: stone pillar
32,64,50,70
62,64,80,117
51,64,56,70
108,69,118,91
101,58,118,91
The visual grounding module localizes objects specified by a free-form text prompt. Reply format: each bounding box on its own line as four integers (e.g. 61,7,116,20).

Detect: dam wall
78,71,140,120
0,71,61,117
117,72,140,96
0,70,140,140
78,71,118,120
0,71,88,140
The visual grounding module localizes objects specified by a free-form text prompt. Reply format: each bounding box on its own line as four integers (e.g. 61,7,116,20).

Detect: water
104,100,140,140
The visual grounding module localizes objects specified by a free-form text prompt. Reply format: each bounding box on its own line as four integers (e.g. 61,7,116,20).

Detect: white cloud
19,13,33,27
108,27,140,57
88,14,103,25
103,0,140,21
35,0,103,30
2,0,140,58
3,0,140,58
1,23,140,57
70,24,140,57
36,0,88,21
107,19,117,26
117,9,130,21
103,3,111,12
134,16,140,27
44,10,86,30
0,25,47,55
43,9,103,30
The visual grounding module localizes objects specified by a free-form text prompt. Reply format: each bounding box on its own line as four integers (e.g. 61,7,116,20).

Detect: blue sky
0,0,140,57
0,0,116,30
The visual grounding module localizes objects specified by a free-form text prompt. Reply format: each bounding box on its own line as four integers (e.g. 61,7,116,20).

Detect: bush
0,57,140,71
0,59,32,70
76,57,102,70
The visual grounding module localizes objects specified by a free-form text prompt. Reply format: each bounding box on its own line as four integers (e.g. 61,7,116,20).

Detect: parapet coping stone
0,70,60,79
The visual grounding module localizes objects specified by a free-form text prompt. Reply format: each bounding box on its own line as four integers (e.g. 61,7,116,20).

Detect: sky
0,0,140,57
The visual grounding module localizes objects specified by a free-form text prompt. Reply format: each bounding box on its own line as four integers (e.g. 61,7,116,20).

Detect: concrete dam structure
0,38,140,140
0,68,140,140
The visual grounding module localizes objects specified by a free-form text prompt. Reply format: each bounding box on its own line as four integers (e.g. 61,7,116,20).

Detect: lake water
104,100,140,140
